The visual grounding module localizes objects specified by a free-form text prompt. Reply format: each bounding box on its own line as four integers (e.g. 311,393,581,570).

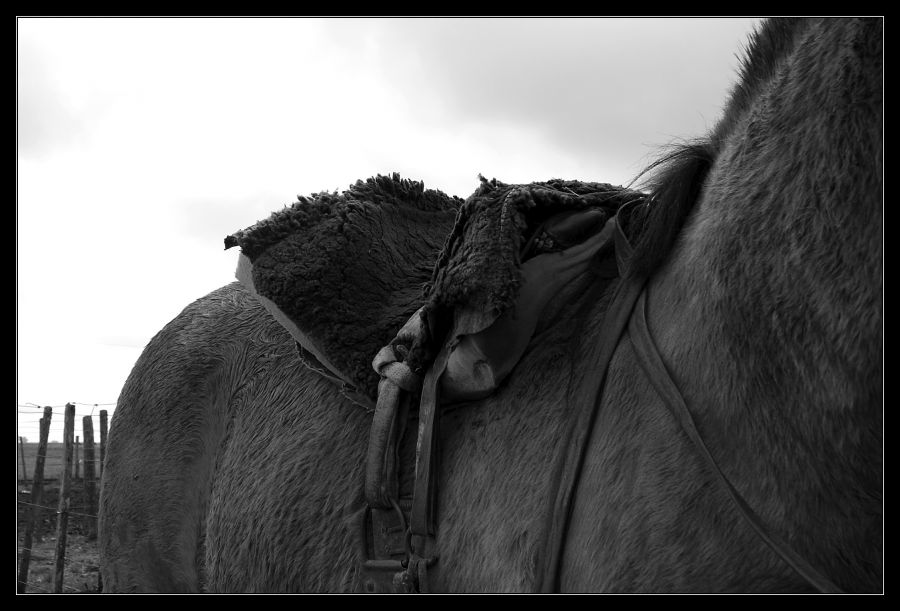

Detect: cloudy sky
17,17,760,442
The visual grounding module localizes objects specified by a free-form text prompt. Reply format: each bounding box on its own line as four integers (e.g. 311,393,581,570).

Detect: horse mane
628,18,810,278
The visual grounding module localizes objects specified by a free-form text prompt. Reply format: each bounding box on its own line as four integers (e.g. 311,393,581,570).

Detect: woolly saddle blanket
225,173,643,401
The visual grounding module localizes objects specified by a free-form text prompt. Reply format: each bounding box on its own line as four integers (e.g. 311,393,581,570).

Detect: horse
98,17,882,593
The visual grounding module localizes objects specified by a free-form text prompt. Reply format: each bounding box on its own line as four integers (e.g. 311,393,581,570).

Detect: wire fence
16,501,100,594
17,404,108,594
17,403,113,486
17,500,99,520
17,403,116,444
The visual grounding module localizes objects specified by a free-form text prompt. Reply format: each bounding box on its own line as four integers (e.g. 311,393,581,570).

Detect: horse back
99,282,276,592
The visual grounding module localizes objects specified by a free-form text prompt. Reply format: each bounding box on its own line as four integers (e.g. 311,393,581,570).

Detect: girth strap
627,290,843,594
536,201,647,592
537,275,647,592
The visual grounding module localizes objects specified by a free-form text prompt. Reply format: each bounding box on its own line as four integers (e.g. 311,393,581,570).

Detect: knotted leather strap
360,317,425,593
367,314,425,509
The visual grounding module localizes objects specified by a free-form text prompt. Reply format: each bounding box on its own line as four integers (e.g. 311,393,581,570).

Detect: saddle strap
410,337,454,538
627,290,843,593
365,376,414,508
537,201,648,592
359,340,422,593
537,272,649,592
367,326,426,508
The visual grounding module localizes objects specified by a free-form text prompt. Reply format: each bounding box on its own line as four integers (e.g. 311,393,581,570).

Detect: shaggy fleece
426,176,642,317
226,174,642,398
225,174,461,398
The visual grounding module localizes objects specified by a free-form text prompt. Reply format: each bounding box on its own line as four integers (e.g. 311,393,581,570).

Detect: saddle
230,173,842,594
227,173,645,592
226,174,462,404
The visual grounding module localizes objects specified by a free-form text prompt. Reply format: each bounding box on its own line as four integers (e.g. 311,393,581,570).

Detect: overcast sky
17,17,760,442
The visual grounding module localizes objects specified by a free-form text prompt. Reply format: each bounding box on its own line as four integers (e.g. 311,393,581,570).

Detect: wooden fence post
74,436,80,480
33,411,52,542
53,403,75,593
82,416,98,540
99,410,108,480
19,436,29,482
17,407,52,593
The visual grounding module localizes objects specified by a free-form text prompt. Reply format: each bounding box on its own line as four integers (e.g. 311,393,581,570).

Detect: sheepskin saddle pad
225,173,643,403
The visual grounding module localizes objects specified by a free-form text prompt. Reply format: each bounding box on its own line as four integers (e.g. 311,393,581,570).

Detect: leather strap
538,198,841,592
410,337,454,538
366,329,425,509
627,290,842,593
613,200,639,273
536,201,647,592
365,378,404,507
366,351,420,509
360,337,422,592
537,275,648,591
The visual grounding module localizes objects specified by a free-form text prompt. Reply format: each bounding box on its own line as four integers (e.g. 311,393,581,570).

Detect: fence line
18,405,112,492
17,404,116,439
17,500,98,520
18,407,52,593
18,402,116,409
53,404,75,592
17,404,105,594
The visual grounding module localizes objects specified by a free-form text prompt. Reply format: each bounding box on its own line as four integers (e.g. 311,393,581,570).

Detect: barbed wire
17,429,106,596
15,545,96,556
17,504,98,514
17,501,98,520
15,452,104,461
17,404,114,444
17,403,116,410
15,429,105,435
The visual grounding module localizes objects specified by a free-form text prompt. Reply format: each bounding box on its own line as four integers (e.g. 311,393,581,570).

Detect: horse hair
99,18,882,593
629,19,813,279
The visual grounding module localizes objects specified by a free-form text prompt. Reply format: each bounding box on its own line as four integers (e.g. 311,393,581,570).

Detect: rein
627,290,842,593
539,201,843,593
313,199,842,593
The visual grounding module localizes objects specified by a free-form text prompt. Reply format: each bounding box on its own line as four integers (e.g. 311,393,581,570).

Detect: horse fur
100,18,882,593
564,17,882,591
101,273,608,592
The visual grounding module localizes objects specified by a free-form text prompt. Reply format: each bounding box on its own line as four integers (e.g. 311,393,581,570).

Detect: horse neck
644,17,881,582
